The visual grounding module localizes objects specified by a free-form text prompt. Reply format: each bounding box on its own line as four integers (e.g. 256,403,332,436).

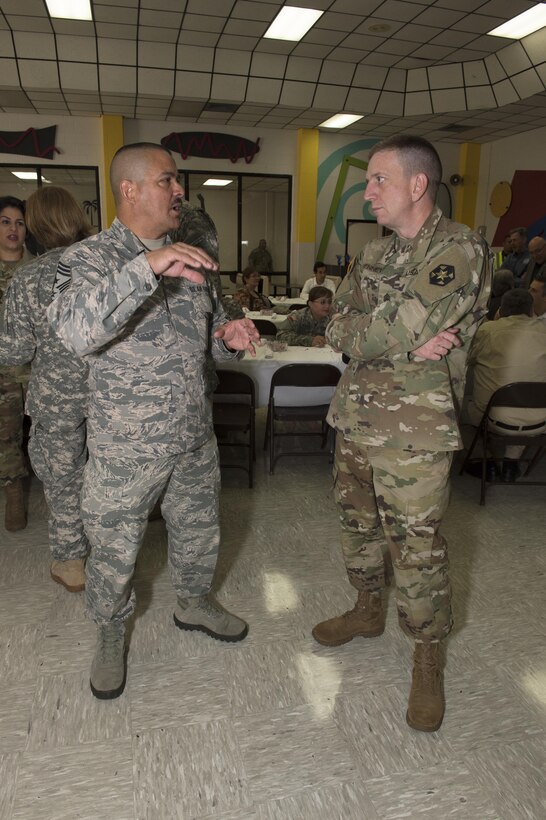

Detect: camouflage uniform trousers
334,434,453,642
0,371,28,485
82,434,221,625
28,421,89,561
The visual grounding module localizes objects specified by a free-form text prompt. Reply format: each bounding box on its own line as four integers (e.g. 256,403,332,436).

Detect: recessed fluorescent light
319,113,364,129
488,4,546,38
202,179,233,187
11,171,51,182
45,0,92,21
264,6,323,41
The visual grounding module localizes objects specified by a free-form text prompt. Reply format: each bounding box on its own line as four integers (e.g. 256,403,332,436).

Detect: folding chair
459,381,546,504
213,370,256,488
251,319,277,337
264,363,341,474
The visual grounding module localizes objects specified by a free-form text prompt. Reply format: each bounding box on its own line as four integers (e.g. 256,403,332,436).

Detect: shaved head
528,236,546,253
109,142,173,205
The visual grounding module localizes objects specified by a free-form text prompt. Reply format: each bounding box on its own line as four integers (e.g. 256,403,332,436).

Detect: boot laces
98,626,124,663
414,649,441,693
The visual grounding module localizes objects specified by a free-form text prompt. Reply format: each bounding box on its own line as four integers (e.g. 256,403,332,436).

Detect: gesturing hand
413,327,461,361
146,242,218,284
214,319,261,357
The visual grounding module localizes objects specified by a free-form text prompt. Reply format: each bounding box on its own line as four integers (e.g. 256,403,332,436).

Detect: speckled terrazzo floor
1,414,545,819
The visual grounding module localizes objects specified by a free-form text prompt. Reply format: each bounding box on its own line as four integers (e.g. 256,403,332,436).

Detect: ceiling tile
500,42,533,76
291,43,331,59
431,87,466,113
175,70,211,100
99,65,136,94
231,0,279,21
328,47,370,63
138,67,173,96
345,86,381,111
428,64,464,90
177,46,214,72
182,14,225,33
452,13,505,34
56,35,97,62
139,9,184,28
392,23,441,43
211,73,248,102
93,5,138,24
214,49,251,75
246,76,281,104
316,12,364,31
353,64,388,88
511,68,544,99
4,16,52,33
493,78,519,107
410,6,466,27
18,59,58,89
177,31,219,48
319,60,355,85
251,52,287,78
280,80,315,108
186,0,236,14
217,34,259,50
98,39,137,66
313,83,348,109
95,23,138,40
224,19,266,36
405,90,432,115
285,56,321,82
138,42,176,69
466,85,496,109
384,67,405,91
12,32,55,60
139,27,179,43
375,89,403,114
463,60,489,87
373,1,427,21
406,67,428,91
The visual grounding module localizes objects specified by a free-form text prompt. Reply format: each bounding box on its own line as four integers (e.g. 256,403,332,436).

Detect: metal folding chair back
213,369,256,488
459,381,546,504
265,363,341,474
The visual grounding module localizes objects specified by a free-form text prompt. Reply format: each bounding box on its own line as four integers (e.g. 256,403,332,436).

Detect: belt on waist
490,419,545,432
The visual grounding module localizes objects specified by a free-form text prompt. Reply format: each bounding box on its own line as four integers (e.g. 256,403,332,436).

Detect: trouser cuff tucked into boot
312,589,384,646
174,593,248,642
90,622,126,700
50,558,86,592
406,641,445,732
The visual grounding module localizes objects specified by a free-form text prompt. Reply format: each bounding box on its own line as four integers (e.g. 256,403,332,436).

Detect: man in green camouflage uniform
48,143,259,700
312,136,491,732
0,195,34,531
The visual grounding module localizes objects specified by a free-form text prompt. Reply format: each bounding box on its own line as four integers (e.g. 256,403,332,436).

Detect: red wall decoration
161,131,261,164
492,170,546,244
0,126,59,160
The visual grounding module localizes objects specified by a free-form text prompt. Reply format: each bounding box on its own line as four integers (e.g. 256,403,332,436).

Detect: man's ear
412,172,429,202
119,178,135,204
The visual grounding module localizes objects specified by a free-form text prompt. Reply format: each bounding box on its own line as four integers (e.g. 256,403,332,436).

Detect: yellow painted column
100,115,124,227
295,128,319,243
454,142,481,229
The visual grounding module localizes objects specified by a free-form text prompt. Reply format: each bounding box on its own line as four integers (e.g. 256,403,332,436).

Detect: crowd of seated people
464,288,546,481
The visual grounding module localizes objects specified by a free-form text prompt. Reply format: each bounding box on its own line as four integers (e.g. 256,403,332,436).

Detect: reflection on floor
1,418,545,819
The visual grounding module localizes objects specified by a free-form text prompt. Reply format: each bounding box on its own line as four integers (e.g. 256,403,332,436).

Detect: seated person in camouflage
233,268,273,311
48,142,260,701
277,286,332,347
0,186,92,592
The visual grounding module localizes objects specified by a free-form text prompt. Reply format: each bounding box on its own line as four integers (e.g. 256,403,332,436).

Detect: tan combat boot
50,559,86,593
4,479,27,531
406,642,445,732
312,590,384,646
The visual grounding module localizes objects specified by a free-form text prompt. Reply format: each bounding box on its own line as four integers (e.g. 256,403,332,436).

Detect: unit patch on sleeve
429,264,455,286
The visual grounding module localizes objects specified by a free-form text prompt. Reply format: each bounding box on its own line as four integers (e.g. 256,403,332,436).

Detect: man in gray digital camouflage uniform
312,136,491,732
0,185,92,592
48,142,259,700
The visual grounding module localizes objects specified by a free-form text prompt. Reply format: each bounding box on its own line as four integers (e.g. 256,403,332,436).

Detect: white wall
474,126,546,247
0,113,104,217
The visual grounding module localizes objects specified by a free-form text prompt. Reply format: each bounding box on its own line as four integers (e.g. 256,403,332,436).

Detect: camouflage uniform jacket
0,247,88,427
47,218,241,459
248,247,273,273
0,248,34,384
276,308,330,346
326,206,492,452
232,288,272,311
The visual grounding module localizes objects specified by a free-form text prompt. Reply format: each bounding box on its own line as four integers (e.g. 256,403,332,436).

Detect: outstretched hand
146,242,218,284
413,327,461,361
214,319,261,356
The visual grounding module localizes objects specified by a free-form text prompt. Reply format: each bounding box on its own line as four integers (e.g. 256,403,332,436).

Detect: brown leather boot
406,642,445,732
4,479,27,532
312,590,384,646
